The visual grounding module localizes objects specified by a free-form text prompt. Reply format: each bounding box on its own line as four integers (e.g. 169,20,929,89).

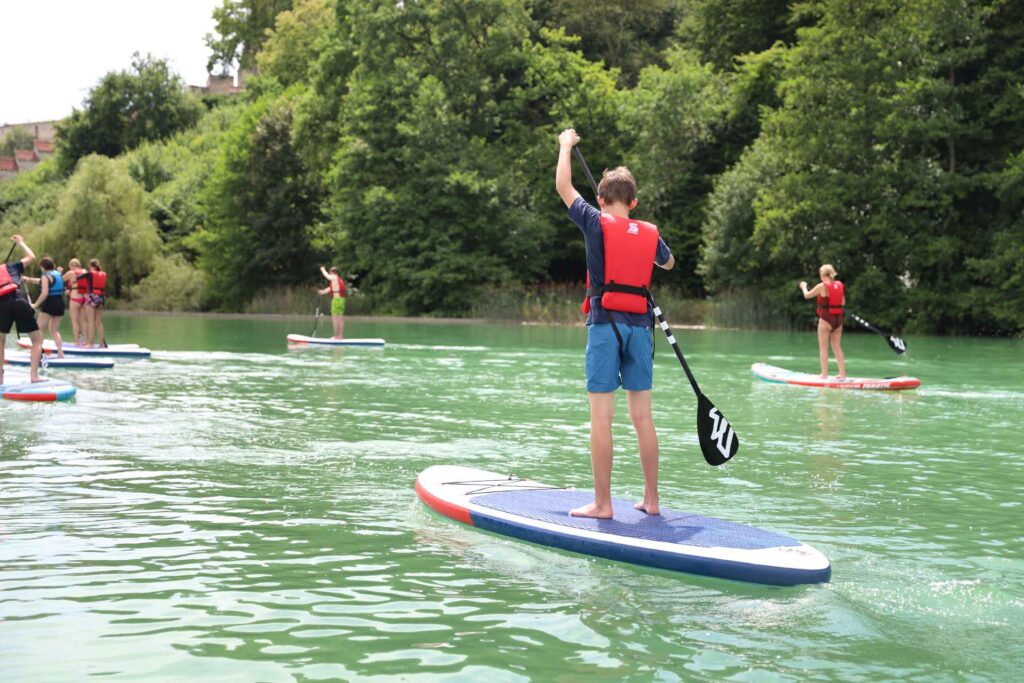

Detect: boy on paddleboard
0,235,44,384
318,266,347,339
555,129,675,519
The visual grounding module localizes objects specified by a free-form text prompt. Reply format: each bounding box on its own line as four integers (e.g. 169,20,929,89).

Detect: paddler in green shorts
318,266,347,339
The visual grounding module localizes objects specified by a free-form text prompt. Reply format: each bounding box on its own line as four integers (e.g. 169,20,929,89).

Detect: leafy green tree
321,0,619,314
677,0,796,71
44,155,161,297
206,0,293,74
257,0,334,87
536,0,681,85
196,92,322,308
702,0,990,332
56,54,203,175
0,126,35,156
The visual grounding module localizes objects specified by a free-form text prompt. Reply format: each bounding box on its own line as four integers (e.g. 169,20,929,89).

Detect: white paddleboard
286,334,385,347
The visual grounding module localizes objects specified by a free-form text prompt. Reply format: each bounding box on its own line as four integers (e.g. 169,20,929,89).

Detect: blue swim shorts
585,323,654,393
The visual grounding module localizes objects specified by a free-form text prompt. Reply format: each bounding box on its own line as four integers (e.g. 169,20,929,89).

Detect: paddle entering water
572,147,738,466
309,294,324,337
849,312,907,354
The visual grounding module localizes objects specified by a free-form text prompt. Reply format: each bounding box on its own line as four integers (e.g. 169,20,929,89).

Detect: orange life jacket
816,280,844,317
330,276,346,298
90,270,107,295
0,264,16,298
73,267,89,295
581,214,659,315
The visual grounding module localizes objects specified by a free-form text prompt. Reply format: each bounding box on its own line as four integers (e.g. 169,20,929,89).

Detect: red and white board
752,362,920,390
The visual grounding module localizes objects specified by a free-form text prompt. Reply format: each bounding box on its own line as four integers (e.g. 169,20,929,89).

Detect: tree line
0,0,1020,334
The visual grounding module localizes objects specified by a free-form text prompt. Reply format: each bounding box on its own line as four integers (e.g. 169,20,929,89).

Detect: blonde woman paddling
800,264,846,379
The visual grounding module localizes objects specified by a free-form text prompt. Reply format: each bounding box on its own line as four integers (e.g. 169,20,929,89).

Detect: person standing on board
317,266,346,339
0,235,44,384
800,264,846,380
65,258,89,344
83,259,108,347
555,128,675,519
24,256,67,358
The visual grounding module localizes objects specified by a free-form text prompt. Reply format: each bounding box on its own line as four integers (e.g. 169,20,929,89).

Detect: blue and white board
416,465,831,586
286,333,385,347
5,354,114,369
18,339,151,358
1,377,76,402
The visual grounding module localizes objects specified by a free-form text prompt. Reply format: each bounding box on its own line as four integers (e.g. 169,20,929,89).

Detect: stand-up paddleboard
1,378,76,402
416,465,831,586
17,339,151,358
286,334,385,347
5,354,114,369
752,362,920,390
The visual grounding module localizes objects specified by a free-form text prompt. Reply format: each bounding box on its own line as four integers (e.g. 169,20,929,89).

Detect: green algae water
2,314,1022,681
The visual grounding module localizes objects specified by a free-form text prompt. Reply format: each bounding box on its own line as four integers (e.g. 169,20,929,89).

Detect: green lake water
2,314,1022,681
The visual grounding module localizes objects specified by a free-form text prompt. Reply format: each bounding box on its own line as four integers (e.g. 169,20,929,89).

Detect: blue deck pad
470,489,799,550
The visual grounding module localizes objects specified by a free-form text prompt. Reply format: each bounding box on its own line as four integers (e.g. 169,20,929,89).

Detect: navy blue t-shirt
568,197,672,327
3,261,27,301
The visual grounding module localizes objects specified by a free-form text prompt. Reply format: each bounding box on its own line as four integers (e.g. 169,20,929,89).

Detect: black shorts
40,296,65,317
0,294,39,334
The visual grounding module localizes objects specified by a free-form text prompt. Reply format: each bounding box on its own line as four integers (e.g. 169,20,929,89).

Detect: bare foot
569,502,612,519
31,377,44,383
634,500,660,516
819,374,828,379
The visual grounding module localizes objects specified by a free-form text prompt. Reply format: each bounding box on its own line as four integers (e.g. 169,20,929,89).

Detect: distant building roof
14,149,38,161
0,156,17,172
34,139,54,154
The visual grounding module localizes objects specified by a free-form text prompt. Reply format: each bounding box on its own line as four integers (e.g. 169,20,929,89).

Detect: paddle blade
696,393,738,466
887,335,907,354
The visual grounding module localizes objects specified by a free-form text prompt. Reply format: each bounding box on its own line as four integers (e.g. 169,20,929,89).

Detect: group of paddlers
1,234,109,383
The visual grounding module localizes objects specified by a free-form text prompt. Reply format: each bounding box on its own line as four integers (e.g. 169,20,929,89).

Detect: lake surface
2,314,1022,681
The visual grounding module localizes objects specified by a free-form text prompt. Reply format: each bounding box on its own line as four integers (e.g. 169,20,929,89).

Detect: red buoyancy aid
330,276,346,298
581,214,660,315
816,280,844,317
73,267,89,295
0,264,16,298
90,270,107,295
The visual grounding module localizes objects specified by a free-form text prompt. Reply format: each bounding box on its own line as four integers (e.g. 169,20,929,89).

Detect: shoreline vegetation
3,1,1022,337
110,282,799,330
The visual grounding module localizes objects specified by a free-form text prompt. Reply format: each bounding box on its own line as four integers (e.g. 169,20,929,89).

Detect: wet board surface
1,378,76,402
18,339,151,358
416,465,831,586
751,362,920,390
286,334,386,347
5,354,114,369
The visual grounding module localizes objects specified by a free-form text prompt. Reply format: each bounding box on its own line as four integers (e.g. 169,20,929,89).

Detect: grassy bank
116,282,805,330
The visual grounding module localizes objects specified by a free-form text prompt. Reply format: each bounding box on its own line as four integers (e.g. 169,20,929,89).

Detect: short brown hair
597,166,637,205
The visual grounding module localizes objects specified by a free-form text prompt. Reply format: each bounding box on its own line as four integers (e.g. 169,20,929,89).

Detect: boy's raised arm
555,128,582,209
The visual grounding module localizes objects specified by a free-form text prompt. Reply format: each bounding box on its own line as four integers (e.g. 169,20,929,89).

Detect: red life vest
581,214,660,315
73,267,89,295
0,264,16,298
90,270,107,295
330,276,346,298
816,280,844,317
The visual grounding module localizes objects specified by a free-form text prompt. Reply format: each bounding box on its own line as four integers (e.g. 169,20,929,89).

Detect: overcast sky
1,0,222,125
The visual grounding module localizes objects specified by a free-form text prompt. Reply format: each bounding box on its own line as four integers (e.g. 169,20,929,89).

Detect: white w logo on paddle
708,407,735,460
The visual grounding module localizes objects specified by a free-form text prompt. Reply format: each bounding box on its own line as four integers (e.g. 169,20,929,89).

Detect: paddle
3,241,15,264
849,312,907,354
571,146,739,466
309,294,324,337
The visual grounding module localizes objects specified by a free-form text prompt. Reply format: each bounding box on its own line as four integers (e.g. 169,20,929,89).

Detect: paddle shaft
310,293,323,337
3,242,15,263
